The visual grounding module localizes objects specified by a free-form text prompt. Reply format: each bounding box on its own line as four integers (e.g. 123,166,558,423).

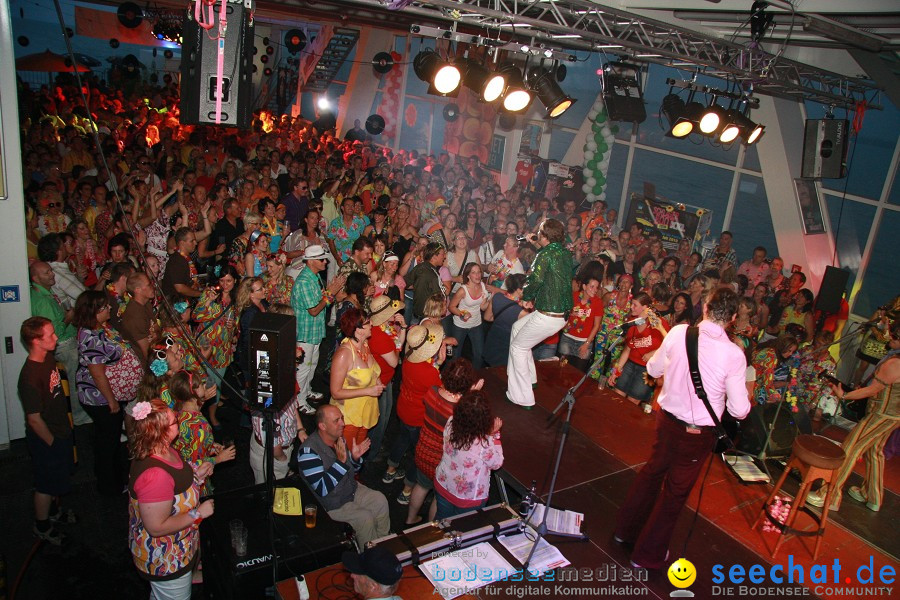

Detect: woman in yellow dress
330,307,385,448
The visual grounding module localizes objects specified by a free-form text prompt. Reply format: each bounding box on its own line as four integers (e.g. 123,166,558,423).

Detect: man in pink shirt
614,288,751,570
737,246,770,295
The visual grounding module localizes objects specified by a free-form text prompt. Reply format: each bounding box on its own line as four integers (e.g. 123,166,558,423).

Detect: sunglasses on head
153,347,168,361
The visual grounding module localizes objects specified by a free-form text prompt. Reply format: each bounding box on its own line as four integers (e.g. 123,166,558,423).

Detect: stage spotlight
317,97,331,111
731,111,764,144
462,61,506,103
661,93,687,136
528,68,575,119
413,49,461,96
699,102,726,135
498,64,531,113
718,109,743,143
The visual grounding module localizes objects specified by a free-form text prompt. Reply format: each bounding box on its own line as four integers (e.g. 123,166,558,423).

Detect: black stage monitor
248,312,295,413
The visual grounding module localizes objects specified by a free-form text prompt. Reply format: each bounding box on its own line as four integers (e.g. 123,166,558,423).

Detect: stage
479,360,899,600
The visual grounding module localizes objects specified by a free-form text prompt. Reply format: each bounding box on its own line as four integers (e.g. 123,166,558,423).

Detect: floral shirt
76,326,125,406
434,417,504,507
192,288,238,368
264,273,294,306
174,409,216,495
327,215,369,263
143,214,171,273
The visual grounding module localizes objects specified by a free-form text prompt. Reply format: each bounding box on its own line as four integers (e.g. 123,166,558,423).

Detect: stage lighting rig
461,60,506,103
528,67,575,119
663,79,764,146
498,64,532,113
151,11,183,44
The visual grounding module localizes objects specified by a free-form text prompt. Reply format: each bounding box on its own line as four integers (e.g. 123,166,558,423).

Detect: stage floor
486,360,899,600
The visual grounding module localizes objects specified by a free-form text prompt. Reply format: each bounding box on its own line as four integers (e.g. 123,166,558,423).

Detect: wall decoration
794,178,826,235
581,97,615,203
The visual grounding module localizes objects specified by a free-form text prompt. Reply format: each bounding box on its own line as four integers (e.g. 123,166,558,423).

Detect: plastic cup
234,525,248,556
304,505,317,528
229,519,243,549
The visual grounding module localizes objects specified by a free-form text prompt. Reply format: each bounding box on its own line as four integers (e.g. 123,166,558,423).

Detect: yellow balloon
667,558,697,589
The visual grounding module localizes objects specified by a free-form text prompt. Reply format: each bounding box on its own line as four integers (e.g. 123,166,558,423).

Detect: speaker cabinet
180,0,254,129
737,403,811,457
601,63,646,124
815,265,850,315
801,119,849,179
248,313,296,413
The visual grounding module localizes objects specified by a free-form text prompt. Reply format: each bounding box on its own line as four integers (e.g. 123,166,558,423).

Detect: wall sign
0,285,20,303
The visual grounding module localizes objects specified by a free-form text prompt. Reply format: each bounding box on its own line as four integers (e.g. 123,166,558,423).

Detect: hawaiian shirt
327,215,369,263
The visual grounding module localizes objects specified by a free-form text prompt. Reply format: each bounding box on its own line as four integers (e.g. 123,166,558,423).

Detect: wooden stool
752,434,845,560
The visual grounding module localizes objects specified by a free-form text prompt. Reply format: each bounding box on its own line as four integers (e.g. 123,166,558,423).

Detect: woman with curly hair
407,359,481,525
263,252,294,306
776,288,815,343
128,398,215,599
667,292,694,327
192,265,240,429
434,389,504,519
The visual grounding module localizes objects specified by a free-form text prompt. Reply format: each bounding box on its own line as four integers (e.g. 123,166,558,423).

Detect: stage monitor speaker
737,403,809,457
248,312,296,413
180,0,254,129
801,119,849,179
816,265,850,315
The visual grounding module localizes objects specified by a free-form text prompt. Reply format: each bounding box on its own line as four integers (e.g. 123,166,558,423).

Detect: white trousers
149,570,192,600
507,311,565,407
295,342,320,406
249,434,290,485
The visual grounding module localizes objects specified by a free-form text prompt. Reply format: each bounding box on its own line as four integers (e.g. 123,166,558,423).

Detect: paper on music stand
419,541,516,600
497,529,570,575
527,504,584,536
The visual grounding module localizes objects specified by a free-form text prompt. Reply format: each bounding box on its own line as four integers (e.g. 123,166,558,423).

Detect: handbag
685,326,735,453
105,341,144,403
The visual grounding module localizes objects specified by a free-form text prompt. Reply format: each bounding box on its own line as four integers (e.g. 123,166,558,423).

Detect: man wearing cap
507,219,574,409
342,547,403,599
298,405,390,548
291,245,346,414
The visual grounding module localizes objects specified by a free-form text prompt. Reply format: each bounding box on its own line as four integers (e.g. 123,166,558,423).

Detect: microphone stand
521,330,627,572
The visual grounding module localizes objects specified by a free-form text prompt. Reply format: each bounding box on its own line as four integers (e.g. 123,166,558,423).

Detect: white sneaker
307,390,324,401
297,402,316,415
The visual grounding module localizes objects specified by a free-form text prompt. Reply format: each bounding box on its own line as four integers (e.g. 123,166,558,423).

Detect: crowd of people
15,76,899,597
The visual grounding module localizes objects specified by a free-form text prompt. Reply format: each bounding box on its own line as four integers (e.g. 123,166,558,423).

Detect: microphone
614,316,646,330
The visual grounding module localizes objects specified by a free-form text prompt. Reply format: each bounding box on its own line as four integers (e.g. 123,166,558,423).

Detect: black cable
680,445,716,559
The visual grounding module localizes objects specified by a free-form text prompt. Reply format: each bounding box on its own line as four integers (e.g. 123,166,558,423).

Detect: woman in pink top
434,390,504,519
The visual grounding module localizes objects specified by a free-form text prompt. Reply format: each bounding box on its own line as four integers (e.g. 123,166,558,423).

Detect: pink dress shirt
647,320,751,427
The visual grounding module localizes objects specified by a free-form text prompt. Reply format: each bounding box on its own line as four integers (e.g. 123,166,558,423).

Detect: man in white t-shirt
488,235,525,289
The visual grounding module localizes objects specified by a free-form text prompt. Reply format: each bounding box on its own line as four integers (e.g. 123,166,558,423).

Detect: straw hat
369,295,403,327
405,323,444,363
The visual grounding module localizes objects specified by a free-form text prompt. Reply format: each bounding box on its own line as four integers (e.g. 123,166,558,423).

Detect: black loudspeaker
200,480,352,600
180,0,254,128
801,119,850,179
737,403,809,457
601,62,646,123
249,313,296,413
816,265,850,315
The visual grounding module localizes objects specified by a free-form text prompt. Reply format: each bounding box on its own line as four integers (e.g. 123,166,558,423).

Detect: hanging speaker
284,29,307,54
365,114,385,135
443,103,459,122
815,266,850,315
372,51,394,74
117,2,143,29
801,119,849,179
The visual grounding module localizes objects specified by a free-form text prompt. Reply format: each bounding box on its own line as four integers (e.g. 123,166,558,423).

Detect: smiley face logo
667,558,696,589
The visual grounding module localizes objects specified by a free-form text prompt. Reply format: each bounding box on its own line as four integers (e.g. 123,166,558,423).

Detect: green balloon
596,112,607,123
596,174,606,184
593,184,605,194
598,143,608,154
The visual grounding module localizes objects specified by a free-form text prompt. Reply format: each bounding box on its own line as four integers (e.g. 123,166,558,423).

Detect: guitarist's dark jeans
614,410,716,569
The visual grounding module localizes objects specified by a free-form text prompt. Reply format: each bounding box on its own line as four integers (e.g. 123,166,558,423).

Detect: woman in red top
558,277,603,372
607,292,669,409
406,359,481,525
382,323,448,505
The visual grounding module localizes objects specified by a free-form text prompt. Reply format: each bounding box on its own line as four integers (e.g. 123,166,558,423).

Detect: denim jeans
367,382,394,460
387,421,419,487
449,322,485,368
435,488,486,520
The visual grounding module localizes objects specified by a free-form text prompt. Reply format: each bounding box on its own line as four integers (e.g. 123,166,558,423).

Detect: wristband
613,367,622,377
189,508,203,526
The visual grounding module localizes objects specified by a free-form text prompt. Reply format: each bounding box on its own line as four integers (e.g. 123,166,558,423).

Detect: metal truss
351,0,882,109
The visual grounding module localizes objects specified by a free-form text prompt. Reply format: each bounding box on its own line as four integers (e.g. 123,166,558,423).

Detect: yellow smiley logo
667,558,696,589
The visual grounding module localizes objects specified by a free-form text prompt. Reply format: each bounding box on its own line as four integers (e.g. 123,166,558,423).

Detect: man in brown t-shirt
120,272,157,362
18,316,75,545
